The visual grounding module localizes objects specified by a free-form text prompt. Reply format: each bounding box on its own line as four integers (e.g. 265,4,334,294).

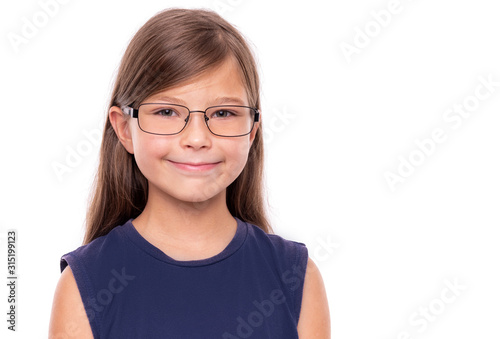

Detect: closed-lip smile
168,160,221,172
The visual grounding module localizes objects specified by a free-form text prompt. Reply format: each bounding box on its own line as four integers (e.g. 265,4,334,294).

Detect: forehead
145,56,248,106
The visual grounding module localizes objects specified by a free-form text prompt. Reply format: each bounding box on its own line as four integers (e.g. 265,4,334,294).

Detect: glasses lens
206,106,255,136
138,104,189,134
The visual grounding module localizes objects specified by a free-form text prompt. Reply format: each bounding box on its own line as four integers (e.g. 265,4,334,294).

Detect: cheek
132,135,170,173
224,140,252,179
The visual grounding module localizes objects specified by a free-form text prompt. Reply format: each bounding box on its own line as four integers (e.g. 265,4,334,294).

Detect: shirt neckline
120,216,247,267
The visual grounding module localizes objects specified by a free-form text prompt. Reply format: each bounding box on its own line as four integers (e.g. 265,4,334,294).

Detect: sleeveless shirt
60,217,308,338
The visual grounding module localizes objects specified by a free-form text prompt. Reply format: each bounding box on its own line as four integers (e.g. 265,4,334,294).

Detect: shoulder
246,222,309,273
244,221,309,320
297,258,331,338
245,221,331,337
60,221,128,274
53,222,129,338
246,222,308,256
49,266,94,338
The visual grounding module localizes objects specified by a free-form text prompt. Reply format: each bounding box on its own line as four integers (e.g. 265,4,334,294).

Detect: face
110,57,259,205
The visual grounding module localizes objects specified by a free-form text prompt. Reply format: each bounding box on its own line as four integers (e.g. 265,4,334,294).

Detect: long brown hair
83,8,272,245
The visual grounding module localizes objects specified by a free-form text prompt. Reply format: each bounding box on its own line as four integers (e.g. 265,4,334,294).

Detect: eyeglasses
121,103,260,137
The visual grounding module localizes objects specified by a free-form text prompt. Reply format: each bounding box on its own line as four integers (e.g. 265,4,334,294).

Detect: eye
155,108,177,117
212,109,235,118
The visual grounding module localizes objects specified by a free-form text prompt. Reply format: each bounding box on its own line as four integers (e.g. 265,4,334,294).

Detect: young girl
49,8,330,338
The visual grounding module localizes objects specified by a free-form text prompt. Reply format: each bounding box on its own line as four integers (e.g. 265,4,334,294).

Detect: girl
49,8,330,338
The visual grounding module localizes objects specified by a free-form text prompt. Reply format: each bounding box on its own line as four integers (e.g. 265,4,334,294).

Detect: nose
180,111,212,148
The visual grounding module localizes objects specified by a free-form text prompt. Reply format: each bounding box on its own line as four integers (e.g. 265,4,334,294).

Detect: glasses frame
122,103,260,137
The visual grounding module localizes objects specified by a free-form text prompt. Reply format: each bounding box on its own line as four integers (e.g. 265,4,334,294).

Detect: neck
132,184,236,259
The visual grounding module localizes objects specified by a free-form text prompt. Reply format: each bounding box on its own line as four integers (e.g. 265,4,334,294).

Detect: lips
169,160,220,166
168,160,221,172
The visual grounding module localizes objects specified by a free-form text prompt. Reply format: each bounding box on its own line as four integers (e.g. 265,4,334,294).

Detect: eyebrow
153,96,186,105
210,96,246,106
152,96,247,106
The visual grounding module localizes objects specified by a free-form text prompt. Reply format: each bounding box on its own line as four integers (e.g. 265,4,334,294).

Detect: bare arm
297,258,331,338
49,266,94,339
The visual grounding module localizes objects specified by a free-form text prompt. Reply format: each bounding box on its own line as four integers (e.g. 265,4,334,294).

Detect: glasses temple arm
121,106,139,118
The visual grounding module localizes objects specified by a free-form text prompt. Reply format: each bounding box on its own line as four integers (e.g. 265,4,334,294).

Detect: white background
1,0,499,338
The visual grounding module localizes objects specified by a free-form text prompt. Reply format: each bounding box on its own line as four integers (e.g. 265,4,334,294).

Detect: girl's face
111,57,259,204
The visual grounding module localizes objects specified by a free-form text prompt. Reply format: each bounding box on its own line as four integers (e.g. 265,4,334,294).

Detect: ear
108,106,135,154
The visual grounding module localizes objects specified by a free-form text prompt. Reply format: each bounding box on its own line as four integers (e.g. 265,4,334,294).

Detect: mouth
168,160,221,172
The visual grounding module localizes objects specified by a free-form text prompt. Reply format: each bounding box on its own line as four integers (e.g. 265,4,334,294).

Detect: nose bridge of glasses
185,110,209,122
186,110,208,121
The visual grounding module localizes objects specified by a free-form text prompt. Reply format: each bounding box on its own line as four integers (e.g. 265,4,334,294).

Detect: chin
172,184,226,204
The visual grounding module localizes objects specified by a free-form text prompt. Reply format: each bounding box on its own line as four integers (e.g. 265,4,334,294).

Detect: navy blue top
60,217,308,338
